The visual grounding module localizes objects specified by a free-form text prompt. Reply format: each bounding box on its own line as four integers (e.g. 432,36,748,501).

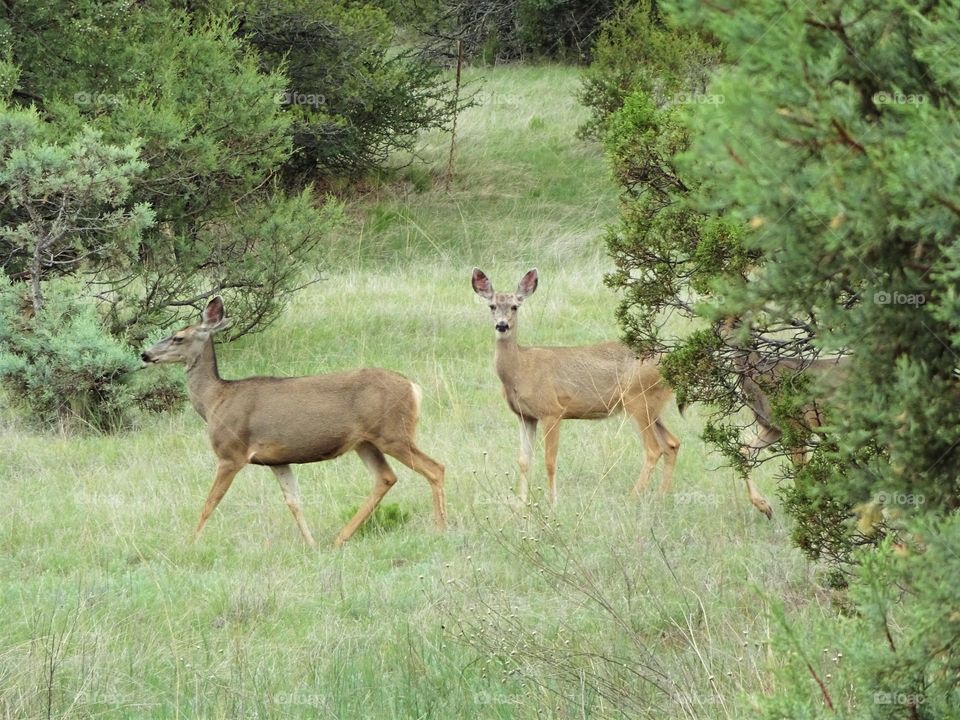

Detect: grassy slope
0,66,832,719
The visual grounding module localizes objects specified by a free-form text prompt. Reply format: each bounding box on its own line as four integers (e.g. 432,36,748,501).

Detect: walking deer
471,268,679,506
141,297,446,547
721,318,848,517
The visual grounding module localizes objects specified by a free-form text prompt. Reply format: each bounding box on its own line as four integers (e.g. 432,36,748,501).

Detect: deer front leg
193,459,244,542
741,421,781,459
271,465,317,548
542,417,561,508
744,475,773,519
518,416,537,503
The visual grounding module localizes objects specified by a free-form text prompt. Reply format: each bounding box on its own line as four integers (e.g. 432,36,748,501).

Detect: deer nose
140,352,152,362
495,321,509,333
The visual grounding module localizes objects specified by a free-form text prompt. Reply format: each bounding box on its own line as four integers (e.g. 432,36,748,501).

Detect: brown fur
720,317,849,518
472,268,679,505
142,297,446,547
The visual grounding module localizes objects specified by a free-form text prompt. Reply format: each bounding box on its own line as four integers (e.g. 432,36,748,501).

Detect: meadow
0,65,835,718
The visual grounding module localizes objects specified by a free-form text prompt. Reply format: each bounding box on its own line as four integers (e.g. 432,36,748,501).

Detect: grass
0,65,833,719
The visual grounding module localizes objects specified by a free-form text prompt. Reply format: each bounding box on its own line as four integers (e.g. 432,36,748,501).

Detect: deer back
496,341,662,420
207,369,419,465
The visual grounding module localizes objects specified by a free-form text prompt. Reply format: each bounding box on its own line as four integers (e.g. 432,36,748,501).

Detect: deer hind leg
653,419,680,493
270,464,317,548
336,442,399,547
541,417,561,508
518,416,537,504
383,440,447,533
632,421,663,496
193,458,244,543
625,394,673,496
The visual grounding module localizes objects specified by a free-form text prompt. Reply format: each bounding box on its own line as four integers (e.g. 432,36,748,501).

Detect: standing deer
471,268,679,506
140,297,446,547
721,317,848,517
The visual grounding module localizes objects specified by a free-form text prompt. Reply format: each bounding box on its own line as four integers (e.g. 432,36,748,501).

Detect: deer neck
184,339,225,421
493,333,522,384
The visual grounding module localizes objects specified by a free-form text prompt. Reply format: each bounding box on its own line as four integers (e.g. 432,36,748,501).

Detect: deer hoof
752,497,773,519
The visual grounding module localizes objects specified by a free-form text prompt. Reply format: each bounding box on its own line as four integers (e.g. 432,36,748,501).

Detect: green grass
0,65,832,719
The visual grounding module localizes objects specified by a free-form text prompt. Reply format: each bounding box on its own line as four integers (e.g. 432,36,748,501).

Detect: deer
471,268,680,507
140,297,446,548
720,317,849,517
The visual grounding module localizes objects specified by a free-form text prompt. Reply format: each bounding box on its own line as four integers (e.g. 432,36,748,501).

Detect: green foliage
579,0,719,139
514,0,620,61
588,1,960,716
592,0,960,564
0,283,182,431
0,108,155,315
342,502,412,537
2,2,338,341
418,0,622,64
240,0,460,180
764,517,960,717
675,0,960,520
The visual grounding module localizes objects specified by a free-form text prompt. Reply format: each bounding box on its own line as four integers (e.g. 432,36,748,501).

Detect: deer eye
488,304,495,310
511,305,518,311
172,336,184,344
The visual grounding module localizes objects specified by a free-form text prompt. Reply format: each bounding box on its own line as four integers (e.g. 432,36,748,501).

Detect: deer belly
246,439,349,465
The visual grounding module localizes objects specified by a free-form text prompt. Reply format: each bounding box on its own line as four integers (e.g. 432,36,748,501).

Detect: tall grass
0,65,830,719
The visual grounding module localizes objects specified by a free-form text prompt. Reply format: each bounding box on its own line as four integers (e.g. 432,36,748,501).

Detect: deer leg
518,416,537,503
632,422,664,496
385,442,447,533
654,419,680,493
740,421,775,518
741,422,781,459
744,475,773,519
336,442,398,547
270,465,317,548
542,417,561,508
626,394,671,495
193,459,244,542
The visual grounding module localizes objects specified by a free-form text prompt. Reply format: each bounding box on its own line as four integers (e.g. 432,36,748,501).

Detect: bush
3,2,339,342
764,516,960,717
415,0,622,64
579,1,720,138
587,0,960,714
239,0,461,180
0,283,182,431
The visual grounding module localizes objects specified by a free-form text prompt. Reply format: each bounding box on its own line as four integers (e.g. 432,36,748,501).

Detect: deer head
141,297,233,365
472,268,538,339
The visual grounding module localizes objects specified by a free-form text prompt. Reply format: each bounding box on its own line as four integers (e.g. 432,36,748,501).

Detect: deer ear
472,268,494,300
202,296,225,327
516,268,538,299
